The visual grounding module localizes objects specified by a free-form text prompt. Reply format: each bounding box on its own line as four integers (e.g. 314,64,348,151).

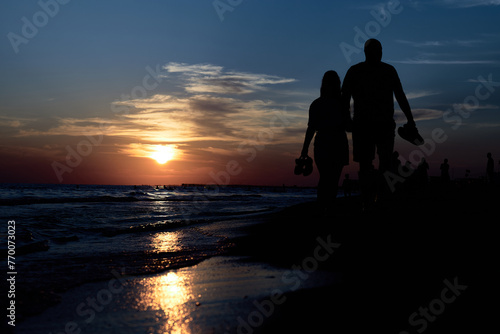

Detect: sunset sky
1,0,499,186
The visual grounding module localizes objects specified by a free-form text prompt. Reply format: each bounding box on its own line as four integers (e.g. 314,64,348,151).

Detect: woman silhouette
301,71,350,209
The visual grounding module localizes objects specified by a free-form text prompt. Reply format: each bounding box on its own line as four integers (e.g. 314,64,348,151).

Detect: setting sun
150,145,176,164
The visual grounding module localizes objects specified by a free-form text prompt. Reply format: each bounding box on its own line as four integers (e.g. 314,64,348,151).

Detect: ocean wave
0,193,264,206
0,196,140,206
97,219,207,237
16,240,50,255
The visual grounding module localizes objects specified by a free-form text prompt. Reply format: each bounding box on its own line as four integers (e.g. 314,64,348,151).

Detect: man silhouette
341,39,417,208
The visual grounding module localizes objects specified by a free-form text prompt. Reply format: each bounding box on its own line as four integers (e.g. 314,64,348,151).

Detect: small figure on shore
486,152,494,184
417,158,429,185
342,174,352,197
391,151,402,176
440,158,450,184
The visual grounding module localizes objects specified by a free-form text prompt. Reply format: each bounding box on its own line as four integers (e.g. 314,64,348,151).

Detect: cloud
111,93,280,141
405,91,441,100
118,143,180,160
439,0,500,8
162,62,296,95
392,35,500,65
394,108,443,123
466,78,500,85
197,146,237,156
350,1,401,11
396,40,446,47
391,58,497,65
14,117,115,137
163,63,223,76
352,1,499,11
452,103,499,111
395,39,487,48
111,94,190,114
473,122,500,128
0,116,29,128
117,63,298,145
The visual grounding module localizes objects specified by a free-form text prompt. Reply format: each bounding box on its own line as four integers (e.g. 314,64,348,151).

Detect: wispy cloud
110,93,281,142
393,35,499,65
396,40,446,47
439,0,500,8
355,1,500,11
163,63,223,76
473,122,500,128
395,39,487,48
395,108,443,123
466,78,500,85
0,115,32,128
163,62,296,95
405,90,442,100
111,63,299,147
391,58,497,65
452,103,499,111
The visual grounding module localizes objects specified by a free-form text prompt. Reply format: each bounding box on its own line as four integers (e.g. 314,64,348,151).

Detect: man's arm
341,69,354,131
393,74,416,126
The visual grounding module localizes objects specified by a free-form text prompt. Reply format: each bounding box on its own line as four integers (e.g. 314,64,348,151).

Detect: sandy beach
10,182,499,333
234,182,499,333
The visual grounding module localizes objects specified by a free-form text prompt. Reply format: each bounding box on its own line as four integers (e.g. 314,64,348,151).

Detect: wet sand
12,183,499,333
15,255,338,334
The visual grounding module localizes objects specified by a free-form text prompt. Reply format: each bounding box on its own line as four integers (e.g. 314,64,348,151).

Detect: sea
0,183,318,319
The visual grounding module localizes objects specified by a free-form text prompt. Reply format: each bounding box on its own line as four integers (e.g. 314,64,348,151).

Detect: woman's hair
320,70,341,98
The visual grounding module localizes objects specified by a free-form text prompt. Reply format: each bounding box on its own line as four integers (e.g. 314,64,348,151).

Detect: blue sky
1,0,499,185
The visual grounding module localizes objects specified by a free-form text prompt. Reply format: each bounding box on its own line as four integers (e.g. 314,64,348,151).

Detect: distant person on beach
417,158,429,188
301,70,349,209
440,158,450,183
487,152,494,184
342,174,352,197
417,158,429,182
341,38,417,208
391,151,402,176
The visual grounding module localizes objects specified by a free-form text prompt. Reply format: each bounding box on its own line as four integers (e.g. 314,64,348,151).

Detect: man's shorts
352,121,395,163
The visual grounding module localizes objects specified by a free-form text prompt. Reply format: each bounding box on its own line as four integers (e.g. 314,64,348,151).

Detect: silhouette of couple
301,39,417,211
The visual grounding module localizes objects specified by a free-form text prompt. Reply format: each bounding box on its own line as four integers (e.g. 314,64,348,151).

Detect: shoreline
14,255,338,334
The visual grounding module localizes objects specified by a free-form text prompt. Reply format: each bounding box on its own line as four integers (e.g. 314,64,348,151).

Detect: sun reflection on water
134,271,195,334
150,232,182,253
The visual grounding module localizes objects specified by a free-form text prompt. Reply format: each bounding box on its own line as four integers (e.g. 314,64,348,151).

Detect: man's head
364,39,382,63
